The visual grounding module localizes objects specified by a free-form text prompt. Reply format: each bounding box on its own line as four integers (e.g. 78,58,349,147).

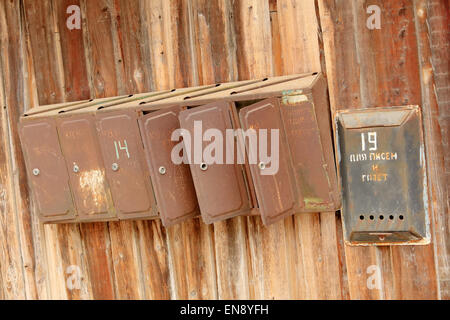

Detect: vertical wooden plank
190,0,250,300
268,0,283,76
52,0,117,300
318,0,439,299
0,0,49,300
53,0,91,101
53,0,90,102
141,0,172,90
276,0,345,299
23,0,64,105
0,38,26,299
107,221,143,299
81,0,145,299
233,0,274,80
233,0,300,299
191,0,237,84
136,220,171,299
294,212,344,299
81,0,118,97
112,0,151,94
318,0,386,300
277,0,321,74
415,0,450,300
141,0,218,300
23,0,95,300
78,223,115,299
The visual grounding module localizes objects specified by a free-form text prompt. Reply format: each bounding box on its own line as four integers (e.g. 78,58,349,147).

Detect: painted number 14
361,132,377,151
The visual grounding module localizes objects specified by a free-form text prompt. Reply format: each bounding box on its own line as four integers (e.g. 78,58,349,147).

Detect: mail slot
138,106,199,226
178,101,253,223
239,98,298,225
96,110,157,220
335,106,430,245
56,115,116,221
19,118,76,222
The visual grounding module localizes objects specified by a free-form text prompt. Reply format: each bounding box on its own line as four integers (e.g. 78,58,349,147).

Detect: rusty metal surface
57,115,116,221
19,118,75,222
239,98,297,225
179,101,252,224
96,110,157,219
280,98,334,211
335,106,430,245
138,106,198,226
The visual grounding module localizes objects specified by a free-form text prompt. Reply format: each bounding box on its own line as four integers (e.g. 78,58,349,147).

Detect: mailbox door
239,98,297,225
139,106,198,226
280,99,334,211
179,102,252,223
96,110,157,219
57,115,115,221
19,119,75,222
336,106,429,245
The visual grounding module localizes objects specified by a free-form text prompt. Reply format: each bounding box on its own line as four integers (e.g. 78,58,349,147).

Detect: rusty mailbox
95,110,158,220
56,114,116,221
178,102,254,224
335,106,430,245
238,98,298,225
19,118,76,222
138,106,199,226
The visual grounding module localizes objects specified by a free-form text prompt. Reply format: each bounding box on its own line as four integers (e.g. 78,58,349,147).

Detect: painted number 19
361,132,377,151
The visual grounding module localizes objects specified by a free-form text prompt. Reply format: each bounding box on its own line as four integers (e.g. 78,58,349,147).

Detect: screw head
32,168,40,176
112,163,119,172
158,166,166,175
73,165,80,173
258,162,266,170
200,162,208,171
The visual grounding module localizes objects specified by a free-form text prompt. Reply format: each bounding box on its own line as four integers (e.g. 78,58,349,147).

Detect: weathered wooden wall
0,0,448,299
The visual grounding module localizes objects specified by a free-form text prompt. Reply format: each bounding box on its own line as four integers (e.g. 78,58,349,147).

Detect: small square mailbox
335,106,430,245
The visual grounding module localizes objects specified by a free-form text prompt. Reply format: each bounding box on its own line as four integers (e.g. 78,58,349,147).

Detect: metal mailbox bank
19,73,340,226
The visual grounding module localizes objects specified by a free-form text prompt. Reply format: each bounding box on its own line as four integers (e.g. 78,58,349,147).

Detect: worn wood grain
0,0,446,300
81,0,118,97
319,0,440,299
0,0,44,300
53,0,90,102
277,0,321,74
414,0,449,299
189,0,251,300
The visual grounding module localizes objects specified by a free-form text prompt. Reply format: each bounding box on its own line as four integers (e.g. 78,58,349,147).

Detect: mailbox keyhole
200,163,208,171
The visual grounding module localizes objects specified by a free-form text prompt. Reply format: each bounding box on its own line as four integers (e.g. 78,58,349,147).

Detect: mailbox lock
32,168,40,176
200,163,208,171
73,165,80,173
112,163,119,172
158,166,166,175
258,162,266,170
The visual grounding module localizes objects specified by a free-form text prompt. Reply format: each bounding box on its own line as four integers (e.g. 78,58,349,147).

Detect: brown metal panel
96,110,157,219
179,102,252,223
335,106,430,245
57,115,115,221
239,98,297,225
138,106,198,226
280,97,336,211
19,119,75,222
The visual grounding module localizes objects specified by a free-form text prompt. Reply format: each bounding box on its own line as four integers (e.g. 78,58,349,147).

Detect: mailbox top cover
335,105,430,246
